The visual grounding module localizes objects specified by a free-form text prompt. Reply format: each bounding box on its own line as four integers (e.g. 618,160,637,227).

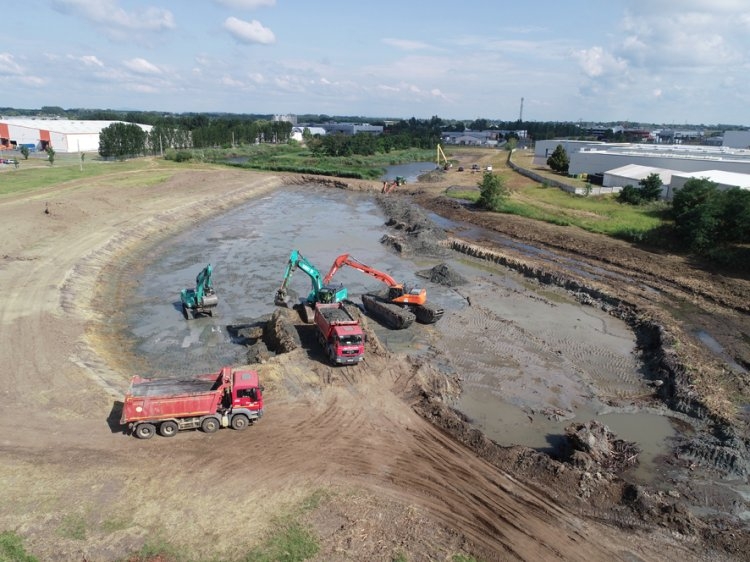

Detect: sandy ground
0,155,748,561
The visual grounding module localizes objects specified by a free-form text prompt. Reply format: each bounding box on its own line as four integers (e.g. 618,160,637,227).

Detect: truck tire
159,420,178,437
231,414,249,431
135,423,156,439
328,347,337,365
201,417,220,433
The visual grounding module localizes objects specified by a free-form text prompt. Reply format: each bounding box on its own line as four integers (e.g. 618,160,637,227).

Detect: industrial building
723,131,750,149
533,140,750,177
0,118,152,154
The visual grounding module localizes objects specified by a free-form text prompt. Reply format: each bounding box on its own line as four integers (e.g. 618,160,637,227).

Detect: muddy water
123,183,675,485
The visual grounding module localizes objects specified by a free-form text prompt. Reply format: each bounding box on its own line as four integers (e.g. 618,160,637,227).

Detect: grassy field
449,148,668,241
1,146,667,243
0,153,215,197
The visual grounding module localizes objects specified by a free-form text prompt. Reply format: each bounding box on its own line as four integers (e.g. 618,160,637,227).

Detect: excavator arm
194,263,213,301
275,250,347,309
323,254,426,305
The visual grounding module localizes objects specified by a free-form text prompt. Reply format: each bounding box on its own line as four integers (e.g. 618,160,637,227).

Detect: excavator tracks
413,302,444,324
362,294,416,330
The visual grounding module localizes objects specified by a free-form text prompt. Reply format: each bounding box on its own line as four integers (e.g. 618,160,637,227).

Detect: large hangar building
0,118,152,153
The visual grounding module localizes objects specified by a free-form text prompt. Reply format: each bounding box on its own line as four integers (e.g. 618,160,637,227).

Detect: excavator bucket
274,288,290,307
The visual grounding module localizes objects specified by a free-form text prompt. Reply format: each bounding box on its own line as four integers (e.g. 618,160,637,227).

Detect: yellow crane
436,144,451,170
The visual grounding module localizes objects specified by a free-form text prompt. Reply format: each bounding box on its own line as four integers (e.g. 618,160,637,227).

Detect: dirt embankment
0,159,748,561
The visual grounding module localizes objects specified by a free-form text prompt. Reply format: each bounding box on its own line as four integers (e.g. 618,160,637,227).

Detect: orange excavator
323,254,444,329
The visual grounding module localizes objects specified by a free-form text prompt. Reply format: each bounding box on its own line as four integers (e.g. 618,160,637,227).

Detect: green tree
99,122,147,159
477,171,508,211
546,144,569,173
638,173,663,201
46,146,55,165
617,184,642,205
671,178,719,252
20,146,30,159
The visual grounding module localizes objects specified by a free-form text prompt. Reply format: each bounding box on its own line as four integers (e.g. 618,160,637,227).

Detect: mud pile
376,195,448,257
418,262,468,287
561,420,641,474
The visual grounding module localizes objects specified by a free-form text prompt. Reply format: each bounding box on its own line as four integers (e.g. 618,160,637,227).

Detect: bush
477,172,509,211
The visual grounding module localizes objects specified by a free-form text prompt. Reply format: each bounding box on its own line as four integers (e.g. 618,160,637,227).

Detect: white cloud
52,0,175,32
223,17,276,45
0,53,23,75
573,46,628,78
221,75,245,88
79,55,104,67
382,38,432,51
123,58,162,75
214,0,276,8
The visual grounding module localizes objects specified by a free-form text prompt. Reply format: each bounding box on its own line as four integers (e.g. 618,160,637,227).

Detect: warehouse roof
672,169,750,189
0,118,152,133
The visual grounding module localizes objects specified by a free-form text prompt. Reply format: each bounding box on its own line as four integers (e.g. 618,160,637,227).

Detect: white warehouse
0,118,153,154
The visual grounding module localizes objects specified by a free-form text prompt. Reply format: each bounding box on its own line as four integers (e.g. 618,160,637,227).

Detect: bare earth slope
0,158,747,561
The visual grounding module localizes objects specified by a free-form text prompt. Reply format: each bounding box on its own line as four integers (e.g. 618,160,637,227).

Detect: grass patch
100,516,132,534
56,514,87,541
128,536,187,562
207,144,435,180
242,521,318,562
0,157,190,198
447,179,667,242
0,531,39,562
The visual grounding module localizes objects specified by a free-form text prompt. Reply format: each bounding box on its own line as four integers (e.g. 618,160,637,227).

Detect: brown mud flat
0,159,748,561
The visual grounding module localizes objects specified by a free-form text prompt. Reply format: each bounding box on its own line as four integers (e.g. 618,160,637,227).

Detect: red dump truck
121,366,264,439
314,302,365,365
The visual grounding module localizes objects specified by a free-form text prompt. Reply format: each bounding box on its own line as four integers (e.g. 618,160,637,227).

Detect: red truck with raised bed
314,302,365,365
121,366,264,439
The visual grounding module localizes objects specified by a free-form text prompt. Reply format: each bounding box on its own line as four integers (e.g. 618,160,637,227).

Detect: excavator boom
323,253,443,328
180,263,218,319
275,250,347,320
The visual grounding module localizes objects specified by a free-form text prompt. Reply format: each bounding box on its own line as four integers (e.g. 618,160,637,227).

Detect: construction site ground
0,148,749,561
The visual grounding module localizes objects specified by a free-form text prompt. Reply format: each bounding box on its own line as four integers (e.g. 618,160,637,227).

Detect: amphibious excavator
323,254,444,329
180,263,218,319
274,249,348,323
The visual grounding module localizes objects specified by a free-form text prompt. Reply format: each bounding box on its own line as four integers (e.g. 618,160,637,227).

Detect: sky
2,0,749,125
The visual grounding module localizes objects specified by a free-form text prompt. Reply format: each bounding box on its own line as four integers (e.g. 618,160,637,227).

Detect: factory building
0,118,152,153
568,144,750,176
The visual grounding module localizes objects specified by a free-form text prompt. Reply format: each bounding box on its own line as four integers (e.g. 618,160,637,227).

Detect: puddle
695,330,748,374
119,183,675,480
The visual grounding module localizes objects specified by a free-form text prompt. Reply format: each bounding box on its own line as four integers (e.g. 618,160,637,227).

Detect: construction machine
274,249,348,323
323,254,444,329
180,263,218,319
437,144,451,170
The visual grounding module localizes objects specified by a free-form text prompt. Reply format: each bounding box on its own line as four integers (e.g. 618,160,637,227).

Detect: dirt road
0,157,747,561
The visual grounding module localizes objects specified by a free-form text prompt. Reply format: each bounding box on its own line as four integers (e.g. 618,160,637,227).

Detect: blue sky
2,0,748,124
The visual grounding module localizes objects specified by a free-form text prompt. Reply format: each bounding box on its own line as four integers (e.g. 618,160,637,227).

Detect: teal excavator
180,263,218,319
274,249,347,323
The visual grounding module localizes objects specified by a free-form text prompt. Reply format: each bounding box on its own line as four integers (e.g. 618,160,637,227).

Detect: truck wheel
328,347,337,365
135,423,156,439
231,415,249,431
159,420,178,437
201,417,220,433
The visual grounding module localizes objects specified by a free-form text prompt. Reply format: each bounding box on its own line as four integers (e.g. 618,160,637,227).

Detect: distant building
670,169,750,199
320,123,383,135
723,130,750,149
0,118,152,153
273,114,298,125
569,143,750,176
290,126,326,142
602,164,676,199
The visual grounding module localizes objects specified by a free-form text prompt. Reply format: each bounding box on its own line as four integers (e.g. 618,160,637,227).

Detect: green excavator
274,249,347,323
180,263,218,319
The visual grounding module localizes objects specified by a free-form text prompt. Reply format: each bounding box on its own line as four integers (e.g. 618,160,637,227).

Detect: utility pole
519,97,524,122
